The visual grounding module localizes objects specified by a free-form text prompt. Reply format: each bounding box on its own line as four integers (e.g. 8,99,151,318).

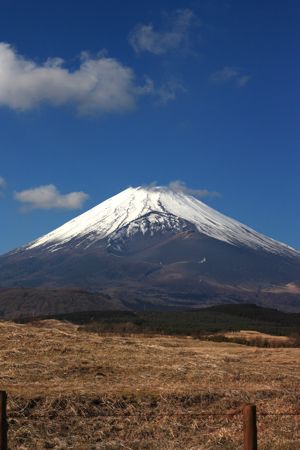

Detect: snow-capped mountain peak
23,186,298,257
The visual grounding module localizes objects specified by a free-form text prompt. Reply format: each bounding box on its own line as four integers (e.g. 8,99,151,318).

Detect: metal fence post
0,391,7,450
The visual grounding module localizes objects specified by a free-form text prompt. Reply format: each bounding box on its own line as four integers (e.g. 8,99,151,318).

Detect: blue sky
0,0,299,254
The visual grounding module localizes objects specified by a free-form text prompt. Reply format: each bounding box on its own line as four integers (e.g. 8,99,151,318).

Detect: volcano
0,186,299,315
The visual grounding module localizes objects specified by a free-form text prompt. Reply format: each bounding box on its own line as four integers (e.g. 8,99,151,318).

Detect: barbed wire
8,411,299,418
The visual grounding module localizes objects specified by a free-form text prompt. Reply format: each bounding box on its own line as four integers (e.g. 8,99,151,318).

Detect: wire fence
1,390,299,450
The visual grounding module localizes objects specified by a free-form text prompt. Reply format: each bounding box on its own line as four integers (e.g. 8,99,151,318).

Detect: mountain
11,186,299,256
0,186,299,314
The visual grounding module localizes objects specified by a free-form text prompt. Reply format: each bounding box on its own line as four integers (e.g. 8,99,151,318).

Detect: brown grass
224,330,290,341
206,330,296,348
0,319,299,449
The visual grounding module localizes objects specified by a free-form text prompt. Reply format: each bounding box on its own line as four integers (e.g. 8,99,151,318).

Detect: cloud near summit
0,43,180,114
168,180,220,199
146,181,220,199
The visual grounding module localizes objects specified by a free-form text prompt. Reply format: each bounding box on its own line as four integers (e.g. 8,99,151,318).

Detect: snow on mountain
106,211,195,254
22,186,299,257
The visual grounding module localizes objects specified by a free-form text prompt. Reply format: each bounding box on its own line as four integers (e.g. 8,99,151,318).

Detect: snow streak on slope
24,186,299,257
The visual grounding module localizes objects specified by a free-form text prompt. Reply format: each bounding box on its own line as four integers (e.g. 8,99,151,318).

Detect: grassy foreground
0,319,299,449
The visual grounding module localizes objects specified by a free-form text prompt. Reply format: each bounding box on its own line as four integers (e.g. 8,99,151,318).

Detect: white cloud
0,176,6,188
210,67,251,87
129,9,196,55
167,180,220,198
0,43,153,113
237,75,251,87
145,180,220,199
0,176,6,198
140,78,186,104
156,80,186,104
14,184,89,211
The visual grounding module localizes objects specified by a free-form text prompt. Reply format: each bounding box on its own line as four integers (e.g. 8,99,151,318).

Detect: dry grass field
223,330,290,342
0,320,299,449
214,330,293,347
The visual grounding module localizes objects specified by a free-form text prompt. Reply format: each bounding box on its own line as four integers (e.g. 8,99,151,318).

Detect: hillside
0,284,300,320
14,302,300,337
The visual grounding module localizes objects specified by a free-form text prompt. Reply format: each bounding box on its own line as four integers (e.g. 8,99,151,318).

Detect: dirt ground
0,320,299,449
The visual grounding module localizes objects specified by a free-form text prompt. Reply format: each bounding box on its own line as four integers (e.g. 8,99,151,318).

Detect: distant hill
14,302,300,337
0,288,121,320
0,286,300,321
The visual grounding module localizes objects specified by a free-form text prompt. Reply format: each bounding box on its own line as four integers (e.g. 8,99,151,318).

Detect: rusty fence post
0,391,7,450
243,404,257,450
